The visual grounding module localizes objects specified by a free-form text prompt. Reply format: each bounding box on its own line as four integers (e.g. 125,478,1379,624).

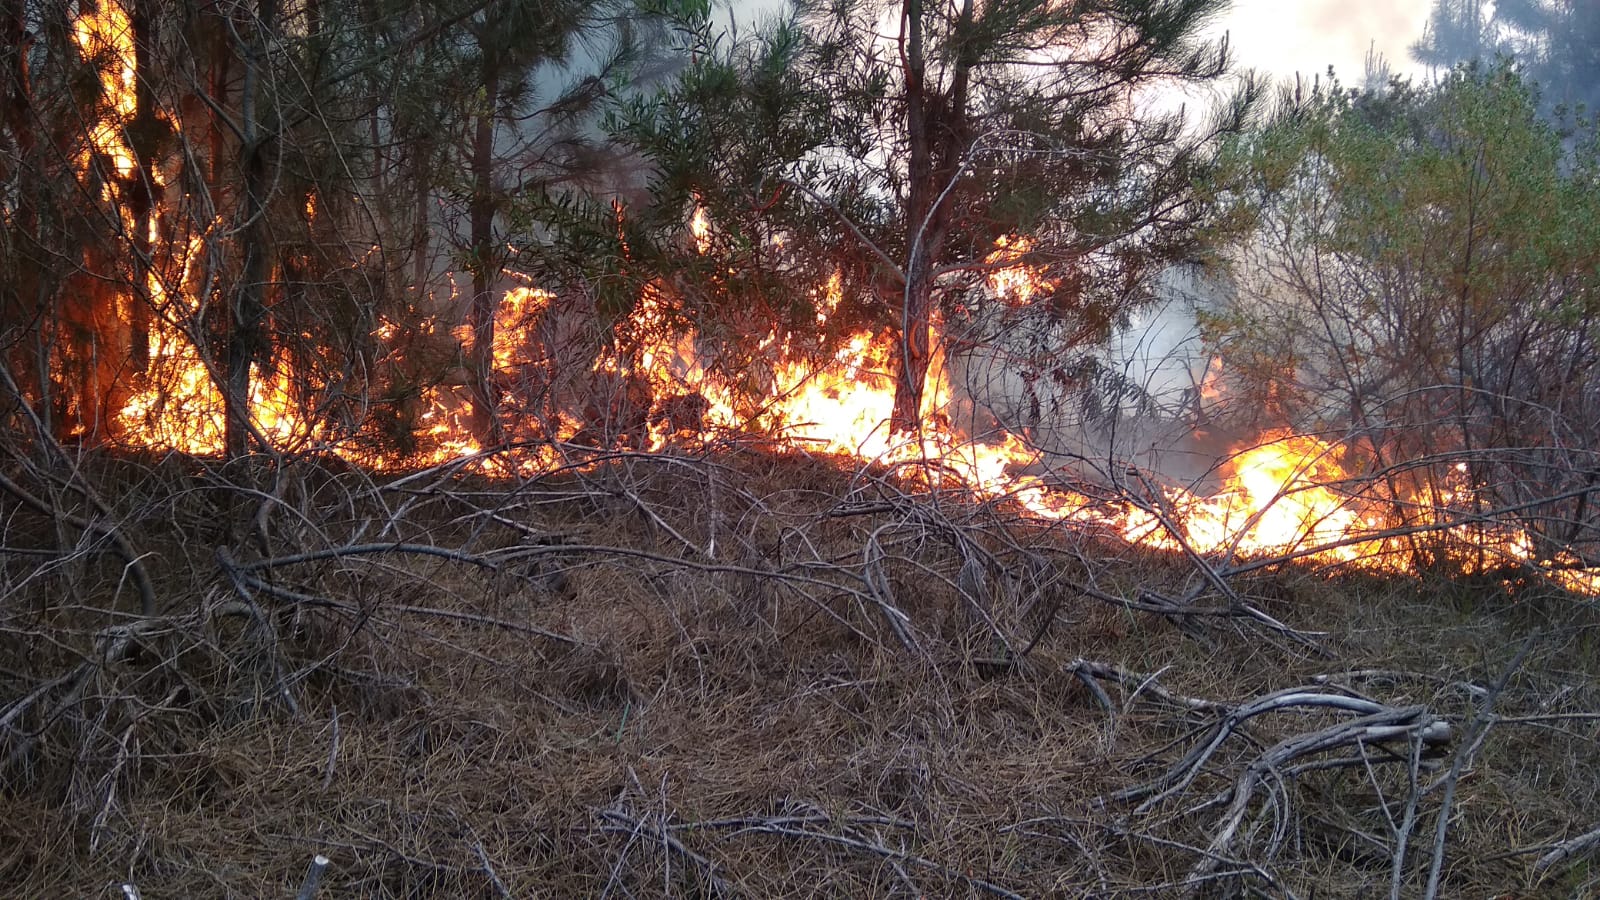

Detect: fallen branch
597,809,733,897
215,545,582,647
1422,635,1534,900
0,468,158,615
1116,688,1451,813
1533,822,1600,877
727,816,1024,899
1192,706,1451,883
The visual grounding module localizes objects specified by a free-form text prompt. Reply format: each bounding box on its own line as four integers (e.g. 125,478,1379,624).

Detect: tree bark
1,1,43,425
893,0,932,434
226,0,277,458
891,0,973,434
466,52,504,445
125,0,161,373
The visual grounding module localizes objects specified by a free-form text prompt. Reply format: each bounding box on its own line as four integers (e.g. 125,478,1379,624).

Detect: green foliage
1209,62,1600,557
602,0,1259,409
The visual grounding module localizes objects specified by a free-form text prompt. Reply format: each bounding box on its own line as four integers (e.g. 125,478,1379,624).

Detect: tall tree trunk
1,0,43,425
892,0,972,434
226,0,277,458
126,0,159,373
466,55,504,445
893,0,933,434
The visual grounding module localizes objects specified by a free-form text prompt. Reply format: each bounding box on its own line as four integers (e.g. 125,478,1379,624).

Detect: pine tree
620,0,1257,433
1411,0,1494,69
1413,0,1600,119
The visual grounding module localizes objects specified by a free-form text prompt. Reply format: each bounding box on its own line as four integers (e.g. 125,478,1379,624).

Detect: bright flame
690,205,712,254
74,0,137,180
74,20,1597,592
986,236,1050,305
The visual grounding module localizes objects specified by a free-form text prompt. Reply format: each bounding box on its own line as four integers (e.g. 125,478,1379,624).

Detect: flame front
70,13,1599,594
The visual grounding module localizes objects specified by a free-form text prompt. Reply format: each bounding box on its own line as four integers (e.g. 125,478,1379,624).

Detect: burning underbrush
2,443,1599,897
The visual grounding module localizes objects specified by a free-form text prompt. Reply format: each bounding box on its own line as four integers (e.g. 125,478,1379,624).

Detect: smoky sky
1207,0,1434,83
730,0,1435,84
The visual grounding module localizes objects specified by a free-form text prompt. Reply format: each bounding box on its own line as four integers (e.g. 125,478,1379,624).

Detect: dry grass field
3,446,1598,897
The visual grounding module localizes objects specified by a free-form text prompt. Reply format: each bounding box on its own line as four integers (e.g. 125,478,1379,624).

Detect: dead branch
862,529,922,654
214,546,583,647
1115,688,1451,813
724,815,1025,899
1533,822,1600,877
237,543,500,572
597,809,734,897
1422,634,1535,900
1189,705,1451,885
294,854,330,900
0,467,158,616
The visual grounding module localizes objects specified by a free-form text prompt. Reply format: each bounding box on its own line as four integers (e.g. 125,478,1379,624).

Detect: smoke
1204,0,1432,83
948,264,1234,488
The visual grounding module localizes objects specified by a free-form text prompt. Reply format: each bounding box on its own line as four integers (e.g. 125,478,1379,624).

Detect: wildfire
689,205,712,254
74,0,137,180
986,236,1051,305
72,8,1600,594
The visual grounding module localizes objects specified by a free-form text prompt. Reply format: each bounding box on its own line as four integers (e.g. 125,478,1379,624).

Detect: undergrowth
2,446,1598,898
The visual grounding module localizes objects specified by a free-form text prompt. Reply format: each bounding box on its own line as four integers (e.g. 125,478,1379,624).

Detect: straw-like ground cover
2,448,1597,897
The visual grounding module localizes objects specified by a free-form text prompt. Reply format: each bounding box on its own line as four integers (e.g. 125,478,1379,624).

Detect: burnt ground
2,446,1598,898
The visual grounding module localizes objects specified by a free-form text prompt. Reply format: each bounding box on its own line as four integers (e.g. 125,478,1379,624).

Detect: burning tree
0,0,667,461
0,0,414,453
438,0,661,445
613,0,1259,433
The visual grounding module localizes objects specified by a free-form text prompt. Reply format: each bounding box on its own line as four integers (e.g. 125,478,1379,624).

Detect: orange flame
74,0,137,180
986,236,1051,305
75,23,1598,593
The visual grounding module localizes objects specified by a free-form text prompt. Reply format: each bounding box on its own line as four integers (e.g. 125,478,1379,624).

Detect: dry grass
3,445,1599,898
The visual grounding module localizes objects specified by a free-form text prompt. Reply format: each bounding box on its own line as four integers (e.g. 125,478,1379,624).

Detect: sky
731,0,1440,84
1208,0,1435,84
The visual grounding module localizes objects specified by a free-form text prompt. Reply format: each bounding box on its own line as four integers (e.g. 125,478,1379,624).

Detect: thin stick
295,854,330,900
322,705,340,790
1422,635,1535,899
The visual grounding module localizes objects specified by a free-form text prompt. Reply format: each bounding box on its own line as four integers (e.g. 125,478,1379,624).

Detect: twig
1388,733,1426,900
0,468,158,616
322,705,340,790
471,841,513,899
1422,635,1536,900
295,853,329,900
598,809,733,897
861,529,922,654
216,547,583,646
735,819,1024,899
387,603,580,647
1312,669,1489,698
239,542,499,572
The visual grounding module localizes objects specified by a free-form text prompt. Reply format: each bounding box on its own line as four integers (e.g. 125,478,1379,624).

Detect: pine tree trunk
226,0,277,458
893,0,932,435
892,0,971,435
466,57,504,445
126,0,159,373
1,0,44,426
